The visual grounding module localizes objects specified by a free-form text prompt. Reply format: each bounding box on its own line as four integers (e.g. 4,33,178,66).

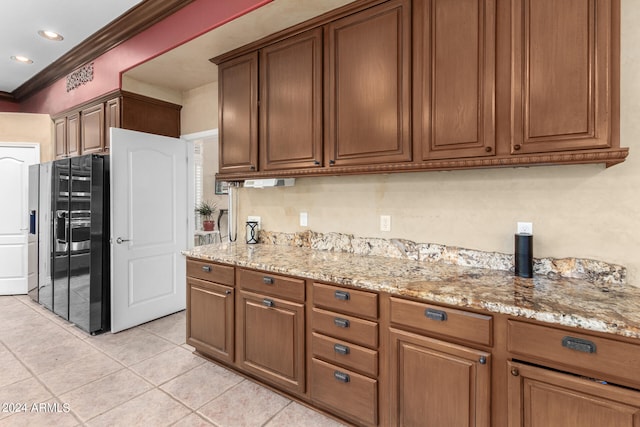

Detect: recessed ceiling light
10,55,33,64
38,30,64,41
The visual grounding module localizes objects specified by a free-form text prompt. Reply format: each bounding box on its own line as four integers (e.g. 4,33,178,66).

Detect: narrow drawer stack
310,282,379,426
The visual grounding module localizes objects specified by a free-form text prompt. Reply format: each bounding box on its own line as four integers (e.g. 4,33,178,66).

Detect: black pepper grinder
515,223,533,278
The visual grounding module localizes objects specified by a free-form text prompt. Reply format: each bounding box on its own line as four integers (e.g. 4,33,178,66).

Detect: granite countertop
183,242,640,340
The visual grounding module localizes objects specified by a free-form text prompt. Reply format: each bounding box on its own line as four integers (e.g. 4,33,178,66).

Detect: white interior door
0,144,40,295
110,128,188,333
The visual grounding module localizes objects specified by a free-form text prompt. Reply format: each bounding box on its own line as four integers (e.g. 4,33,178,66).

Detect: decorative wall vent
66,63,94,92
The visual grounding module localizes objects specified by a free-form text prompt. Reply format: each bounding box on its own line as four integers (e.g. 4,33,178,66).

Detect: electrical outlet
300,212,308,227
380,215,391,232
517,221,533,235
248,216,261,229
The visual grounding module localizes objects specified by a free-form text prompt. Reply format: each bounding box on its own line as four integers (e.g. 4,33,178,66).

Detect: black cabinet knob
485,146,492,153
514,144,521,151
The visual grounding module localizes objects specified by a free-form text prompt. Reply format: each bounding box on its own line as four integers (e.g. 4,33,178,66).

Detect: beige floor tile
0,345,31,388
90,330,175,366
198,380,290,427
17,338,102,375
85,389,190,427
0,377,53,421
161,363,243,410
59,369,152,422
172,412,216,427
0,398,80,427
265,401,348,427
129,346,205,385
140,310,186,345
38,352,123,395
4,323,77,354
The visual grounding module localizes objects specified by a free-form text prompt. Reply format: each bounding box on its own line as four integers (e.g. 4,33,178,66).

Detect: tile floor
0,295,348,426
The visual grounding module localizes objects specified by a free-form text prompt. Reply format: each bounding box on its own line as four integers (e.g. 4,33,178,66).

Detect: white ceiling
122,0,357,92
1,0,357,97
0,0,143,93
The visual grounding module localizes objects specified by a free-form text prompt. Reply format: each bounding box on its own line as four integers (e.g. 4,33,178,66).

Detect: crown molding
12,0,195,101
1,91,17,102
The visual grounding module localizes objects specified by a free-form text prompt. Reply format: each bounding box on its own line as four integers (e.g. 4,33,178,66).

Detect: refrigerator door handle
115,237,131,244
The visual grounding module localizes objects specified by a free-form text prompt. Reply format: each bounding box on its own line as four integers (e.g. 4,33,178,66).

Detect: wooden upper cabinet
219,52,259,174
80,103,105,155
67,112,80,157
104,97,121,152
260,28,323,171
414,0,496,160
326,0,411,167
511,0,616,154
54,117,67,159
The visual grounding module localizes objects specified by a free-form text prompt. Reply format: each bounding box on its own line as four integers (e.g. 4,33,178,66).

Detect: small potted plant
195,201,217,231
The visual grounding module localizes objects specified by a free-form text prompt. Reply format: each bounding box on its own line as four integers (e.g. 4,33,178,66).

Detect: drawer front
313,282,378,319
508,320,640,386
312,332,378,377
187,259,234,286
311,358,378,426
237,268,305,302
389,297,492,346
312,308,378,349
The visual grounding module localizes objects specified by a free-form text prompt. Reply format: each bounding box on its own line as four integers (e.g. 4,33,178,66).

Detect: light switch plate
380,215,391,232
300,212,308,227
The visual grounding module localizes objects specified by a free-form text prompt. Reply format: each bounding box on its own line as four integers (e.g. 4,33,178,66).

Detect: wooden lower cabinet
508,361,640,427
310,358,378,426
186,277,234,363
389,328,491,427
237,289,305,395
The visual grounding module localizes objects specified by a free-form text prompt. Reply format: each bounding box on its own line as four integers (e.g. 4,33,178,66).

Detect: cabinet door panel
260,28,323,170
237,290,305,394
219,52,258,173
415,0,496,159
105,97,121,152
67,113,80,157
187,278,234,363
54,118,67,159
326,0,411,166
389,328,490,427
81,104,105,154
508,362,640,427
511,0,613,153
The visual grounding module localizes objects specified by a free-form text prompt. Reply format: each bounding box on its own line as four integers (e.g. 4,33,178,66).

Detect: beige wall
193,0,640,285
181,82,218,135
121,75,183,105
0,113,53,161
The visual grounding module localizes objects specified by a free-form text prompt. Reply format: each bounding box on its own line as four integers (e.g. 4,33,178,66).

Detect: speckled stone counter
183,242,640,340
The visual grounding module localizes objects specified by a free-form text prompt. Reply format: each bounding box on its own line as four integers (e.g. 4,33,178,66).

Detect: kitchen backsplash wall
258,229,626,288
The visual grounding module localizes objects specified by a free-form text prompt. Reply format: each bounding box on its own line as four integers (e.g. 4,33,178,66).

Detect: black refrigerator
42,154,110,334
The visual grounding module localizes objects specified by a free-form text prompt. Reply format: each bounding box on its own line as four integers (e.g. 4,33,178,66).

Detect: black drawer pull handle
263,298,275,308
334,290,350,301
334,344,350,355
334,371,350,383
262,276,274,285
201,266,212,272
562,336,596,354
334,317,350,328
425,308,447,322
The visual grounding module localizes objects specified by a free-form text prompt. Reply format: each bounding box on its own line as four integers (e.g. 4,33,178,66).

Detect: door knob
116,237,130,244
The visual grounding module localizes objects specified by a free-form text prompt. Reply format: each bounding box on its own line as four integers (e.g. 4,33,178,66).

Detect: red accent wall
19,0,271,115
0,100,21,112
